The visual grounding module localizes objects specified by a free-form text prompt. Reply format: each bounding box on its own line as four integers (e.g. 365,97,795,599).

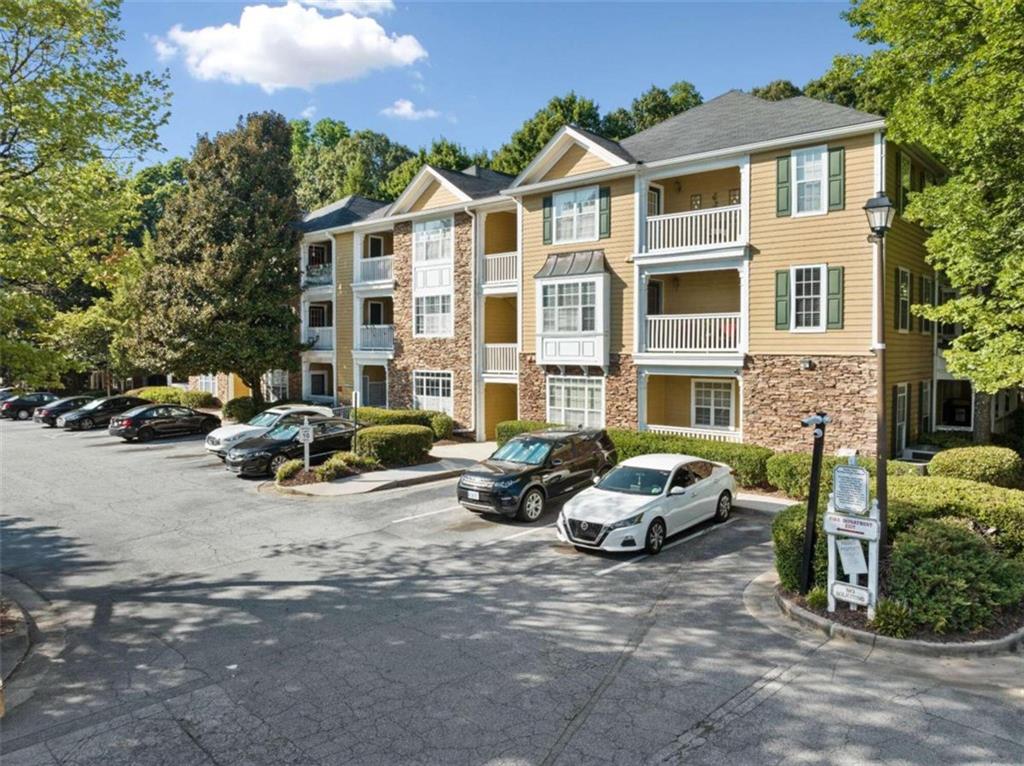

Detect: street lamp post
864,191,896,548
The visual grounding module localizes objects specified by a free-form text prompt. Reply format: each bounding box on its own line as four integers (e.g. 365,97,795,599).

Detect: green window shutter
542,195,553,245
774,270,790,330
775,156,791,217
598,186,611,238
907,385,914,441
894,267,901,330
826,266,844,329
828,147,845,211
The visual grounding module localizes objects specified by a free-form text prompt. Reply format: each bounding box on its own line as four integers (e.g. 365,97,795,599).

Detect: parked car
33,396,96,426
224,417,359,477
456,429,617,522
205,403,334,459
0,388,18,402
1,392,60,420
57,395,150,430
556,454,736,554
109,404,221,442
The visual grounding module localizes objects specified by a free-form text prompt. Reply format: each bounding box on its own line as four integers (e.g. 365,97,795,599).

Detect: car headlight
607,513,645,531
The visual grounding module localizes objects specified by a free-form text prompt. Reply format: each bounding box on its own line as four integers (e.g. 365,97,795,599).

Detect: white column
638,369,648,431
739,156,751,242
739,260,750,354
634,173,646,254
636,268,649,355
301,360,310,400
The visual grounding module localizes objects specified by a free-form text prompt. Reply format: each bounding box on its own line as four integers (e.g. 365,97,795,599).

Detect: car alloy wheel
518,488,545,523
269,455,289,475
645,519,666,555
137,427,155,443
16,409,29,420
200,419,217,435
80,417,94,430
715,491,732,523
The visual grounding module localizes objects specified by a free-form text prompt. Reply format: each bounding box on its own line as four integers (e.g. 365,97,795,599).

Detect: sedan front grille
461,475,494,491
206,435,220,447
567,519,603,543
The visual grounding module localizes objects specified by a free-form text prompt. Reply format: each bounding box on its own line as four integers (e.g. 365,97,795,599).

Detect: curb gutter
271,467,466,497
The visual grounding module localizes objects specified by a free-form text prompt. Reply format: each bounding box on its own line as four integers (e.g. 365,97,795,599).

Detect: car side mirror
669,486,686,496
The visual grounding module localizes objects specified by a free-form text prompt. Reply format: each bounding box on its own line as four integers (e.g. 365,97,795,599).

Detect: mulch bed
277,455,441,487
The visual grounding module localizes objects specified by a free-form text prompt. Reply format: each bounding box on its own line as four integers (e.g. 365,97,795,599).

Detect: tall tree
491,92,601,175
381,138,474,199
750,79,803,100
125,113,303,406
803,54,887,114
629,80,703,132
599,107,634,141
0,0,169,386
128,157,186,246
845,0,1024,394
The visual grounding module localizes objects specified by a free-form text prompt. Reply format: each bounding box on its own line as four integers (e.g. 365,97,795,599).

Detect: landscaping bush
314,451,381,482
179,390,219,409
429,412,454,441
223,396,258,422
888,519,1024,634
805,586,828,611
870,599,915,639
771,503,828,592
275,459,303,483
919,431,974,450
766,453,923,501
355,407,451,440
927,446,1023,489
888,460,923,476
353,425,433,466
135,386,183,404
495,420,558,446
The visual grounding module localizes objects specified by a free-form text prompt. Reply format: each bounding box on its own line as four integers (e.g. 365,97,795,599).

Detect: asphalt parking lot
1,419,1022,765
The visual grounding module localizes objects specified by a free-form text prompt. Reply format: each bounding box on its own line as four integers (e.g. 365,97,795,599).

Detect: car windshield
265,424,299,441
597,466,670,496
490,438,552,466
247,412,280,427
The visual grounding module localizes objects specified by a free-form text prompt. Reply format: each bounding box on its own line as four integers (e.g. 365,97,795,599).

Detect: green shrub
354,425,433,466
179,390,219,409
429,412,454,441
805,586,828,611
275,459,304,483
870,599,915,639
354,407,452,440
223,396,259,422
888,519,1024,634
927,446,1023,488
314,451,381,482
764,453,875,502
771,503,828,592
135,386,183,404
919,431,974,450
606,429,773,489
495,420,558,446
888,460,923,476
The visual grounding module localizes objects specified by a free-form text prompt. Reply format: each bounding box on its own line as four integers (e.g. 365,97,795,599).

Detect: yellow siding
540,142,611,182
660,168,741,214
484,382,518,440
657,270,740,314
484,296,517,343
334,231,354,402
484,211,517,254
362,364,386,383
748,132,877,355
645,375,740,429
230,374,251,398
408,180,460,212
363,231,394,256
521,176,635,354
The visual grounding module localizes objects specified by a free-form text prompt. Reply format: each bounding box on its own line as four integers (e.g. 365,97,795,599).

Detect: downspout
454,206,477,436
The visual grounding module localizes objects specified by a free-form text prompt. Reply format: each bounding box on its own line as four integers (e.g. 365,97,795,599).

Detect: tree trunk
973,391,992,444
105,369,112,396
242,373,264,410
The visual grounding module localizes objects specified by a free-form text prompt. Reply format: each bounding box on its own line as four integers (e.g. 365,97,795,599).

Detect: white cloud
147,34,178,62
381,98,440,120
163,2,426,93
297,0,394,14
301,104,317,119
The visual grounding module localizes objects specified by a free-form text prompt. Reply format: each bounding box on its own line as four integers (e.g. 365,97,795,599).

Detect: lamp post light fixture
863,191,895,548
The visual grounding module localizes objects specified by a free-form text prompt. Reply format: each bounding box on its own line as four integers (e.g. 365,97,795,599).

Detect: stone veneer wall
388,213,475,430
517,353,638,430
743,354,878,455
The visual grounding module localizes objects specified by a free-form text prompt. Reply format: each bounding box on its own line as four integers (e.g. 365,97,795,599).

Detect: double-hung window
553,186,598,244
792,146,827,216
197,374,217,396
693,380,734,430
920,276,934,334
414,295,451,337
413,371,453,415
547,376,604,428
897,267,911,332
791,265,826,331
541,281,596,333
413,218,453,263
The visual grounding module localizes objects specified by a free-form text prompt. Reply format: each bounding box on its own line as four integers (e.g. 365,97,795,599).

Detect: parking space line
479,523,556,548
389,505,463,524
595,519,735,576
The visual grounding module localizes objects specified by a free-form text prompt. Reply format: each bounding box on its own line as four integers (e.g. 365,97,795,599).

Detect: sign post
825,456,879,619
799,412,831,594
298,415,314,471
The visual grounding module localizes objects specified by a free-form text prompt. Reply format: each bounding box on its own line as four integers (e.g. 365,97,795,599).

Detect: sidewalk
280,440,496,497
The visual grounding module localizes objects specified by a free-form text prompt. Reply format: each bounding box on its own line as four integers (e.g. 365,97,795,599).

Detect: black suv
457,429,617,523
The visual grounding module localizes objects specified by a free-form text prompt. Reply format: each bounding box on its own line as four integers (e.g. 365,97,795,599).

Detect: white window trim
366,299,385,326
412,216,454,264
545,375,605,429
895,383,909,453
413,294,452,338
690,378,737,431
552,185,600,246
540,279,599,335
897,267,911,333
367,234,385,260
921,379,933,434
920,275,934,335
791,144,829,218
789,264,828,333
412,370,453,416
647,182,664,217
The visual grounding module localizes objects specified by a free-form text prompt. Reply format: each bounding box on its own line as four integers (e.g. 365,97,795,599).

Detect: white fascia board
509,125,631,189
390,164,472,215
501,164,639,198
349,196,506,229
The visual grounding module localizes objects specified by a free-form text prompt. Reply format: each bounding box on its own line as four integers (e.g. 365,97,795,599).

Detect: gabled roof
297,195,388,234
619,90,883,163
534,250,606,279
431,165,513,199
510,124,636,189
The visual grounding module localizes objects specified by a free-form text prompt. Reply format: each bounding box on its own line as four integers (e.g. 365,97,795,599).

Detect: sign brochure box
825,460,880,619
832,464,870,515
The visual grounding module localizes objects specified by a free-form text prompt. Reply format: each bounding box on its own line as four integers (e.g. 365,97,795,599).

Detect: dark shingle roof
430,165,513,199
566,124,635,163
619,90,883,163
297,195,388,233
534,250,606,279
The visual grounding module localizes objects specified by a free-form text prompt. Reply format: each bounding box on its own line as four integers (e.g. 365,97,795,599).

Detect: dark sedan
225,417,359,477
109,404,221,442
57,395,150,430
1,392,60,420
33,396,96,426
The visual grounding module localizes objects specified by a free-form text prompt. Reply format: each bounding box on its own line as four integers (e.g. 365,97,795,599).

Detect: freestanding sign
825,459,879,619
298,416,314,471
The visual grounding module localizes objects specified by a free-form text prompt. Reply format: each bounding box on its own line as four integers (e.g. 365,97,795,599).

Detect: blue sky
120,1,872,164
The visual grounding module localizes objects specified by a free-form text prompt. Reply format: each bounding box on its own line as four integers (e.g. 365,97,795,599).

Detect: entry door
895,384,908,455
646,280,663,316
310,372,327,397
367,300,384,325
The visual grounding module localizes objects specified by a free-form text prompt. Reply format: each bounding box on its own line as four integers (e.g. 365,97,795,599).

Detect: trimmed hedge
919,431,975,450
772,503,828,591
275,459,304,483
927,446,1023,488
314,451,380,482
353,425,433,466
430,412,454,441
179,390,219,409
766,453,876,503
495,420,559,446
135,386,185,404
354,407,452,440
223,396,260,422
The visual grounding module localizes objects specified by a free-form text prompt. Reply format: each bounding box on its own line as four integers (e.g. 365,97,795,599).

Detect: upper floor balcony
355,255,394,286
483,343,518,376
483,251,518,288
301,240,333,291
645,205,744,254
305,326,334,352
301,261,332,288
358,324,395,351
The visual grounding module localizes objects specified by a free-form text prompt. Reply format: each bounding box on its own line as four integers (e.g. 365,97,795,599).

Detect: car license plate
467,490,480,500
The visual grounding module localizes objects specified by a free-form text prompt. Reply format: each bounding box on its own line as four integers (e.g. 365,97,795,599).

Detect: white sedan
555,454,736,554
204,404,333,458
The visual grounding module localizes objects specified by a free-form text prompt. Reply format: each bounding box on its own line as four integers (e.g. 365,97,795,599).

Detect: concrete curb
1,598,30,687
272,467,466,497
772,580,1024,657
0,573,68,714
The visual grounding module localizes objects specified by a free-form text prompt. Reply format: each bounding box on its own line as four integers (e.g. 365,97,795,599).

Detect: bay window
553,186,598,244
547,376,604,429
542,281,596,333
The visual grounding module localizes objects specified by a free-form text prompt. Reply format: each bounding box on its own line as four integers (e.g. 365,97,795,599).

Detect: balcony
357,256,393,285
306,327,334,351
302,262,332,288
483,344,518,375
483,252,518,287
358,324,394,351
646,424,741,442
645,313,740,354
645,205,743,254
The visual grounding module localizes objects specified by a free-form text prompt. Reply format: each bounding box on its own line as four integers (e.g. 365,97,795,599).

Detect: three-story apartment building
285,90,1016,454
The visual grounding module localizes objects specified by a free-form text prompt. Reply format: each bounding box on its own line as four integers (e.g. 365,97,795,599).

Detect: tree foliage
491,92,601,176
750,79,804,101
123,113,303,405
127,157,186,246
803,53,887,114
845,0,1024,392
381,137,474,199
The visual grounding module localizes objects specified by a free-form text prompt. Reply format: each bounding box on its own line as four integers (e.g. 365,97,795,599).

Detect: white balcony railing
359,324,394,351
484,252,518,284
645,205,743,253
646,424,741,442
645,313,741,353
484,343,518,375
357,256,393,284
306,326,334,351
302,262,332,287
